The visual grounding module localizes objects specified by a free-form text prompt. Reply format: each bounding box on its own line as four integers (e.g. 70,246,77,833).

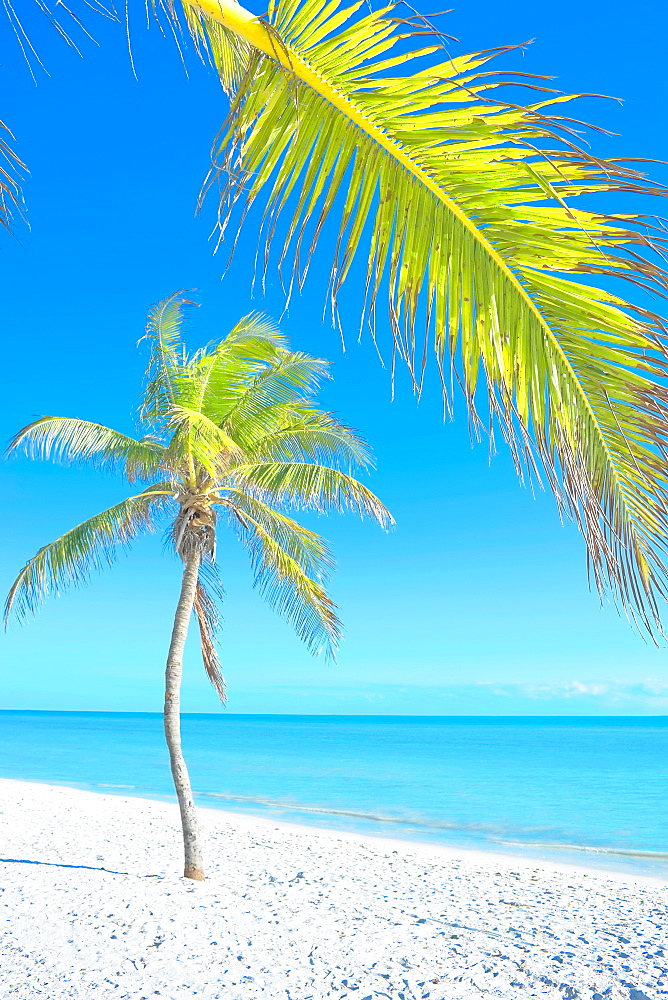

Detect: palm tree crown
5,292,393,694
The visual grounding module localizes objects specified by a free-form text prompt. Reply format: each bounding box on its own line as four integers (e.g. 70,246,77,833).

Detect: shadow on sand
0,857,129,874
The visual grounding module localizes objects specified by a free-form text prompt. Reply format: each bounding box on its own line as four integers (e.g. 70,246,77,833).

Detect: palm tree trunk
164,549,205,880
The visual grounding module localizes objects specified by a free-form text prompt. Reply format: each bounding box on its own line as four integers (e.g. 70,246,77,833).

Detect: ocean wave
494,839,668,861
195,790,668,862
196,790,512,832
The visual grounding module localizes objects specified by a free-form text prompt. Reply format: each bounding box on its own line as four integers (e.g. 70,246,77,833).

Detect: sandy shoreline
0,778,666,999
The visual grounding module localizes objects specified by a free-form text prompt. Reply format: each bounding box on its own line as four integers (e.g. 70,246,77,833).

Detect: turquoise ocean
1,712,666,877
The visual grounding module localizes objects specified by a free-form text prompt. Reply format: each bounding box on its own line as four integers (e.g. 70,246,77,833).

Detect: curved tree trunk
164,549,205,880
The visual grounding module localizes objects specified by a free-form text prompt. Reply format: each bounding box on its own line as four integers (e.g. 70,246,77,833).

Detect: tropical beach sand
0,779,666,999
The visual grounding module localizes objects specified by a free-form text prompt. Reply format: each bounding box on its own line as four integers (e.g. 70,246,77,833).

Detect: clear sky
1,0,667,715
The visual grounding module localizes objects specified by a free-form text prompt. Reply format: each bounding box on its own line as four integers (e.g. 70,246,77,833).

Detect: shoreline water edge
0,779,666,999
2,712,667,881
6,772,668,882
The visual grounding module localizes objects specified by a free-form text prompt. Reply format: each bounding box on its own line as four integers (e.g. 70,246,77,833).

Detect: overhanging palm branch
178,0,668,636
0,0,116,232
2,0,117,79
0,121,23,234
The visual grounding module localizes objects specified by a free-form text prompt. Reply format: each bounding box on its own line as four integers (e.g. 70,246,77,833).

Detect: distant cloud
228,677,668,714
564,681,608,697
477,678,668,703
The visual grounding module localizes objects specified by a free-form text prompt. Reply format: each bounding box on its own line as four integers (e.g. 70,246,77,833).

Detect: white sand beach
0,778,666,999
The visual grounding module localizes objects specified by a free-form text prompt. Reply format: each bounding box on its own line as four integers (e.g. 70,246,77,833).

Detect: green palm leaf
179,315,286,423
250,410,372,468
139,291,197,426
226,494,341,655
220,311,286,349
7,416,167,482
224,490,334,576
227,460,394,526
168,404,243,477
180,0,668,635
214,350,328,430
5,484,175,623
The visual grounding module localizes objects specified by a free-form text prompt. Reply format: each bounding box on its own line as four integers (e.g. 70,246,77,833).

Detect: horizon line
1,709,666,720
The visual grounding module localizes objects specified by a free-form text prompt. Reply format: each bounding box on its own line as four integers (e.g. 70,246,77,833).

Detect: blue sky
1,0,667,715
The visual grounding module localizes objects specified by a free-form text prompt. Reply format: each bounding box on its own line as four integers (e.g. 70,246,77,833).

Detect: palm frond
7,416,167,482
5,484,175,624
139,291,197,427
1,0,116,82
186,311,286,371
224,491,335,576
226,461,394,526
183,0,668,636
168,404,242,478
194,562,227,703
221,351,329,439
0,121,24,233
223,311,287,349
181,1,252,95
178,314,285,421
227,498,341,655
248,410,372,469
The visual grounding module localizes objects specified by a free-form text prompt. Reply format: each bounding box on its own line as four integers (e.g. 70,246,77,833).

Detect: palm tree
6,1,668,636
5,291,393,880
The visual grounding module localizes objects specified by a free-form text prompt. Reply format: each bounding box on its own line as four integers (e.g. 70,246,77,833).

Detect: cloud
228,677,668,714
477,678,668,703
565,681,608,697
